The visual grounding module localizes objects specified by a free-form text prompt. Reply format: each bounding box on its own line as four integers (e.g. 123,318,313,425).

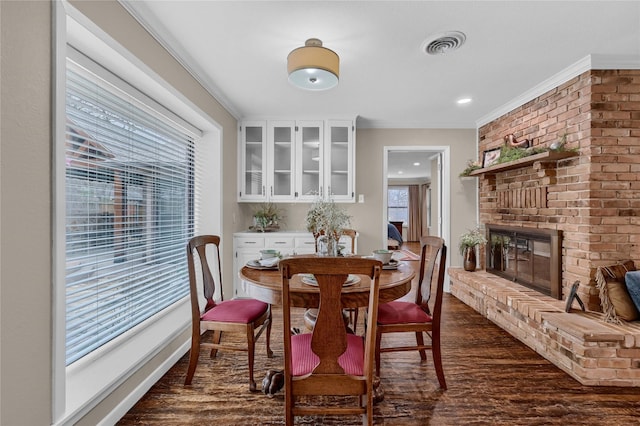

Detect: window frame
53,4,222,424
387,185,409,225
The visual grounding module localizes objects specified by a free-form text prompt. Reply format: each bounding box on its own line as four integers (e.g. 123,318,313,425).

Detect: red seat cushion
290,333,364,376
201,299,268,323
377,301,432,325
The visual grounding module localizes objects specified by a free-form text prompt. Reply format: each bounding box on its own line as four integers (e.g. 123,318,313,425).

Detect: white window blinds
65,54,198,365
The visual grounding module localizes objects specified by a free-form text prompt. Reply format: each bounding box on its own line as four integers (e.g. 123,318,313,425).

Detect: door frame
382,145,451,288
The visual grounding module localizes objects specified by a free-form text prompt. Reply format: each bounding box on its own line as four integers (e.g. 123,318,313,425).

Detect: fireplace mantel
468,150,578,177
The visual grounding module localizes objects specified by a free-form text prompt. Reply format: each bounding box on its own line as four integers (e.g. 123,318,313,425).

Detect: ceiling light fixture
287,38,339,91
457,98,472,104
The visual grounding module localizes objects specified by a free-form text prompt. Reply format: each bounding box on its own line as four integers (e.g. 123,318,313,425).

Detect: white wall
238,127,479,267
1,2,53,425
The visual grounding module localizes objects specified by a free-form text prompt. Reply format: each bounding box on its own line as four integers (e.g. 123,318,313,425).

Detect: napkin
259,257,280,268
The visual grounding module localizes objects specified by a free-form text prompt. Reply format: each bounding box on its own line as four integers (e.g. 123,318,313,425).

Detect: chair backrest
314,228,357,254
415,236,447,319
279,256,382,380
186,235,223,317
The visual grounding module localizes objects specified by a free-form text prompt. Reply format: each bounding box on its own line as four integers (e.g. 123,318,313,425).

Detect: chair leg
184,331,200,385
432,331,447,390
351,308,359,333
247,326,257,392
210,330,222,358
375,330,382,377
266,307,274,358
415,332,427,361
285,382,294,426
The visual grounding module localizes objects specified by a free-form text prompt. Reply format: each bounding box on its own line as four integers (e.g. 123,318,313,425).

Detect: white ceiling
119,1,640,179
122,0,640,129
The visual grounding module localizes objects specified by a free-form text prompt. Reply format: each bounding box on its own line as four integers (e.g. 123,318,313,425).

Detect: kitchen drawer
235,237,265,248
295,236,317,250
265,236,295,248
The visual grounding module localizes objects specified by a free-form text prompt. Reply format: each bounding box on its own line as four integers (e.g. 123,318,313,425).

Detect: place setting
363,249,402,270
245,249,282,270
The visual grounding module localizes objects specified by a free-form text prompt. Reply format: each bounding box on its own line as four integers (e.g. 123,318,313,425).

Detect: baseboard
98,340,191,425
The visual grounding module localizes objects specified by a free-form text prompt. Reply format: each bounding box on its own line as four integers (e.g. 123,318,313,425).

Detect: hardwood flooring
117,243,640,425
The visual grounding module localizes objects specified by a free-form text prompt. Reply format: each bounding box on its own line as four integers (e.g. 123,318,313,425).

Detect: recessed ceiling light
413,162,420,166
457,98,472,105
398,171,404,175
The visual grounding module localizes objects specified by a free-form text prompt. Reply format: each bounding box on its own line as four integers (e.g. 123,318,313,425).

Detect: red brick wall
477,70,640,310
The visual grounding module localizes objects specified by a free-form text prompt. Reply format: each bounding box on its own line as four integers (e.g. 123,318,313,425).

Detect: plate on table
245,259,279,270
383,259,400,270
362,256,400,270
301,274,360,287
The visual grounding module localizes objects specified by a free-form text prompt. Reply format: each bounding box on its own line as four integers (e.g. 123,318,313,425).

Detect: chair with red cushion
280,257,382,425
375,235,447,390
185,235,272,391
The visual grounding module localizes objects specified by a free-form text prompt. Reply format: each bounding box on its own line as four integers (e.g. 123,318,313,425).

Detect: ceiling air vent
422,31,466,55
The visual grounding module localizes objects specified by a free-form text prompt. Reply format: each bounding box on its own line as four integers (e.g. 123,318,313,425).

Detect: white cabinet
325,120,355,202
233,231,311,297
238,119,355,202
239,121,267,201
268,121,296,201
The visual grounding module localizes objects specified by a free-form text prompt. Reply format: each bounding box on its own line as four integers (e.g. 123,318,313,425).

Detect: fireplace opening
486,224,562,300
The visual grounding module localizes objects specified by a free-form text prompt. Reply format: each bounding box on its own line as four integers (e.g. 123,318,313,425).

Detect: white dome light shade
287,38,339,91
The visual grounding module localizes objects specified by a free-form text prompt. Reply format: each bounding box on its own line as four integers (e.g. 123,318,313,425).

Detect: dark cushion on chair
378,301,432,325
201,299,268,323
290,333,364,376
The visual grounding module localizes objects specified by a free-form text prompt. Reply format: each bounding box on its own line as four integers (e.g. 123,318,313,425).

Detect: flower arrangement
458,227,488,255
459,159,481,177
305,198,351,238
251,202,284,232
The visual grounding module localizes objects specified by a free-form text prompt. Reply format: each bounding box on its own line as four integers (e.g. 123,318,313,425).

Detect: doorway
382,146,450,249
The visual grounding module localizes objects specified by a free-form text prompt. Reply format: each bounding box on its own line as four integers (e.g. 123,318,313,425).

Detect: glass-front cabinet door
296,120,323,201
325,120,355,202
268,121,295,201
239,121,267,201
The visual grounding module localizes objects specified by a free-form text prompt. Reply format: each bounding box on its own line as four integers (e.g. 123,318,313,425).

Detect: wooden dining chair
375,235,448,390
280,257,382,425
185,235,273,391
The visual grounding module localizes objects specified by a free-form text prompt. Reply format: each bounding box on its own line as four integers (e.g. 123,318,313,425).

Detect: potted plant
305,198,351,256
251,203,284,232
459,227,487,271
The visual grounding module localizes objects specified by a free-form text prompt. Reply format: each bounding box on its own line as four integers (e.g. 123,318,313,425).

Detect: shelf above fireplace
468,150,578,177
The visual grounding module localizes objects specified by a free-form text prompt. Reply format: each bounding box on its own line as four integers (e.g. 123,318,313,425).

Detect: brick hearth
449,268,640,386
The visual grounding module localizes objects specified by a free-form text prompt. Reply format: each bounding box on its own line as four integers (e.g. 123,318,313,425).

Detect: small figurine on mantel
504,133,531,149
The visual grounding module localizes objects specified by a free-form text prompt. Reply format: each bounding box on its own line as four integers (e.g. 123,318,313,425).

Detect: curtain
407,185,422,241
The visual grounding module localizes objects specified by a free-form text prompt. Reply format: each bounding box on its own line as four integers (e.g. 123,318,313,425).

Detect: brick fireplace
477,69,640,309
449,68,640,386
485,224,562,300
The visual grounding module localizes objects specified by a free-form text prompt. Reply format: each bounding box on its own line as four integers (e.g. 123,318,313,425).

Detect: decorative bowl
372,249,393,264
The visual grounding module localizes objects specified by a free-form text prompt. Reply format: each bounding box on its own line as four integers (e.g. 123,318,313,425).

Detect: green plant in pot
251,203,284,232
459,227,487,272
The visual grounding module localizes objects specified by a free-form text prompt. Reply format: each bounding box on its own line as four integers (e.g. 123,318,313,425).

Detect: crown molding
476,54,640,128
118,1,241,120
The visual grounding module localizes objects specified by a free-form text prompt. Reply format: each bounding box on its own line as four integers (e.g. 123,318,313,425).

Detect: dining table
238,255,416,309
238,254,416,403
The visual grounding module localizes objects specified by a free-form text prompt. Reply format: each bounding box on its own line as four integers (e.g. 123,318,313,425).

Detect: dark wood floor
118,243,640,425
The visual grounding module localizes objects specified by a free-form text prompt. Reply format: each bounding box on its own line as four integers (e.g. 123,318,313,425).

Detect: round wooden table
239,258,415,308
239,256,415,403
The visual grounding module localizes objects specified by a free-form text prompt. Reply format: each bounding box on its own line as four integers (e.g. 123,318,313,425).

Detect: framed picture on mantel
482,147,501,168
